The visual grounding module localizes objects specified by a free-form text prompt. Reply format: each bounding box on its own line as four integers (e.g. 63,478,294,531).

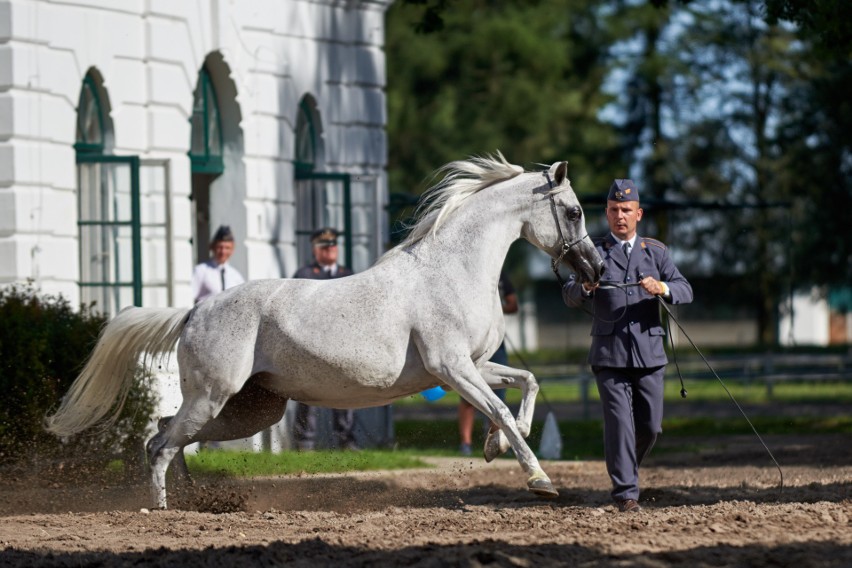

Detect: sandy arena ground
0,433,849,567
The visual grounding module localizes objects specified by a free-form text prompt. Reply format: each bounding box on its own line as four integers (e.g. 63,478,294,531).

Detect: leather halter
544,171,590,287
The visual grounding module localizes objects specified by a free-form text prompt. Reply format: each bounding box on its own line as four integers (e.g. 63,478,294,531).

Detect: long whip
653,294,784,496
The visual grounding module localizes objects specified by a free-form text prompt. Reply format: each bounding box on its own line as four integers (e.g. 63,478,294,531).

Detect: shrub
0,283,157,476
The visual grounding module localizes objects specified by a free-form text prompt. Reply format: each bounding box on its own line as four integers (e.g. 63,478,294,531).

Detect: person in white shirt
191,225,245,304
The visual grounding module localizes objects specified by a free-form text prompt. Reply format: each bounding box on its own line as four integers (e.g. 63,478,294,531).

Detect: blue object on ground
421,386,446,402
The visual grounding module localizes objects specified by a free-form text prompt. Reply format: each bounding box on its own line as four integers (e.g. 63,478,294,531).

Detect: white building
1,0,395,449
780,286,851,346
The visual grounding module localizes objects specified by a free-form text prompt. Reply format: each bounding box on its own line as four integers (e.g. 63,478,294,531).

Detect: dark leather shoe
617,499,642,513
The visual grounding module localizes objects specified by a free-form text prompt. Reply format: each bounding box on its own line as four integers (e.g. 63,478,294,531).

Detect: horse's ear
553,161,568,186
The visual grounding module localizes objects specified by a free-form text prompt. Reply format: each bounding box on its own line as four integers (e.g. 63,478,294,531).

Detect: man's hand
640,276,665,296
582,282,600,293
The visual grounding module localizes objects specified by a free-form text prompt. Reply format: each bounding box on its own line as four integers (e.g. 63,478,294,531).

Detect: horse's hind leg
151,417,191,483
147,393,225,509
189,379,288,443
147,379,288,509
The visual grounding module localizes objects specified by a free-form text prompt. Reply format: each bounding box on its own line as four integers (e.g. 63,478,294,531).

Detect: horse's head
523,161,604,285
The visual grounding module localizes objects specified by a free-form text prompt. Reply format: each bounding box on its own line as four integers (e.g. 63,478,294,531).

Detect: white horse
46,153,604,509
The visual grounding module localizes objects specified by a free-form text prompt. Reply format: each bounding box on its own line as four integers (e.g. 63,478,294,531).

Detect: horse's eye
567,207,582,222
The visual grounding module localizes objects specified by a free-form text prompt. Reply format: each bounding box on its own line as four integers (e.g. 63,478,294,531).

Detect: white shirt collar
611,233,637,248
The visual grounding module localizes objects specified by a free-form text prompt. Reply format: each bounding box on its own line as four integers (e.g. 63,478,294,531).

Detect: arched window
294,97,318,175
75,72,141,315
189,67,224,175
293,95,382,272
74,74,105,154
189,65,227,263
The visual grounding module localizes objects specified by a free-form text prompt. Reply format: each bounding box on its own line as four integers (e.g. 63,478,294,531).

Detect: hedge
0,283,156,475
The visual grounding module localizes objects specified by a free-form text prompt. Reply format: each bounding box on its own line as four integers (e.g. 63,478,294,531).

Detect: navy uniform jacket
563,234,693,368
293,262,353,280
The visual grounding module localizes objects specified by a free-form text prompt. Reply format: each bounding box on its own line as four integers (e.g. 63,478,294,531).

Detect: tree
765,0,852,288
386,0,621,197
604,0,804,345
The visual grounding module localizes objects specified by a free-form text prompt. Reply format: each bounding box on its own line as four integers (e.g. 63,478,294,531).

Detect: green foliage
387,1,851,347
186,449,431,477
0,283,156,472
386,0,621,199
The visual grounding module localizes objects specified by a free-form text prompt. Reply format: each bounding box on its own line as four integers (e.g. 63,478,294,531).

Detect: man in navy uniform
562,179,693,512
291,227,358,450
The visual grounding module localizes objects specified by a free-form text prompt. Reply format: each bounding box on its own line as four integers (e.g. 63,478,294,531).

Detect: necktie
623,241,631,259
220,267,226,291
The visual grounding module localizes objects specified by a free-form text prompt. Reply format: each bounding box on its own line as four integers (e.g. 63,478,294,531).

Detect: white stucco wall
0,0,391,304
0,0,393,451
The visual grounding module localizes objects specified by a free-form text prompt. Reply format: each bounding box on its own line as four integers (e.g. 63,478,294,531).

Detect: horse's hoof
483,430,511,463
483,431,503,463
527,475,559,498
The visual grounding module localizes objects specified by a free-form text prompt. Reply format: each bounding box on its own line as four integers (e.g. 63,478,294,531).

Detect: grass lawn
182,414,851,478
393,379,852,407
185,448,433,477
180,377,851,478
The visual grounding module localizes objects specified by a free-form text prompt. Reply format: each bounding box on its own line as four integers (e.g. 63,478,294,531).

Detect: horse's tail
45,306,191,438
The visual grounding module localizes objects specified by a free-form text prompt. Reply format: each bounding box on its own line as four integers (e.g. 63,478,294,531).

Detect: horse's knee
523,371,539,392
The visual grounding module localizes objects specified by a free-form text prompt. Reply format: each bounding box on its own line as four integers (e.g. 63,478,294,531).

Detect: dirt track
0,433,849,567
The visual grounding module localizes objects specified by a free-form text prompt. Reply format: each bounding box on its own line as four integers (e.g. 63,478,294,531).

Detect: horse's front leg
478,362,539,462
421,352,557,498
479,362,538,437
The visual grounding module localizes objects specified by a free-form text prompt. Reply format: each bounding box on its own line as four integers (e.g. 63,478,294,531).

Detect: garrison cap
211,225,235,243
607,179,639,202
310,227,340,247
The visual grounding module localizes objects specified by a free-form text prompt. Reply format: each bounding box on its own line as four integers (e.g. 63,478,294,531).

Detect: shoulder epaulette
640,237,667,250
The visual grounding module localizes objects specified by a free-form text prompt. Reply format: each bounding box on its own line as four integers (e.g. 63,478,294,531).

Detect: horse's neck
411,183,526,293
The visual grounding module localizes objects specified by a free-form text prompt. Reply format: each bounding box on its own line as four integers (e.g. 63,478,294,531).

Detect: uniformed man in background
291,227,358,451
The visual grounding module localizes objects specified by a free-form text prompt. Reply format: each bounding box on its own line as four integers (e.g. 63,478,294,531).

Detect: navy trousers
594,365,665,502
293,402,357,450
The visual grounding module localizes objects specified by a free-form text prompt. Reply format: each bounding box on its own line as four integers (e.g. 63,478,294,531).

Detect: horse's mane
378,152,524,264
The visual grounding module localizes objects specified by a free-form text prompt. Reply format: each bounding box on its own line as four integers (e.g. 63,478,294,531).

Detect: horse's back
179,273,433,406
